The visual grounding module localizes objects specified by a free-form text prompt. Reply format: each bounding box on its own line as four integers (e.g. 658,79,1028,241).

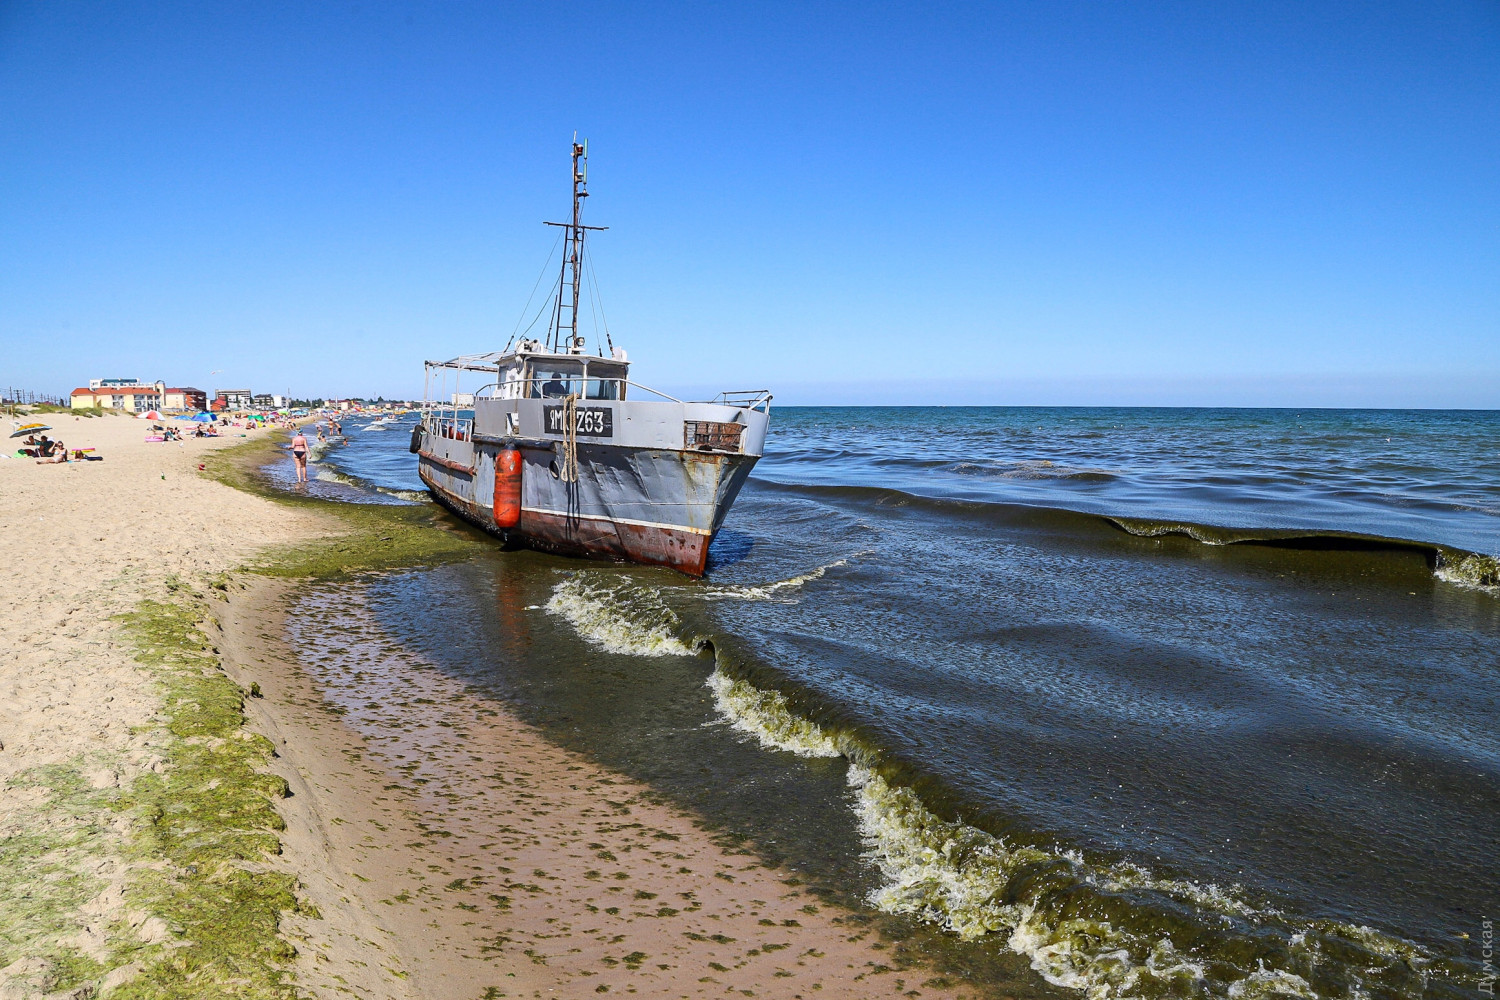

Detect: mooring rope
561,392,580,483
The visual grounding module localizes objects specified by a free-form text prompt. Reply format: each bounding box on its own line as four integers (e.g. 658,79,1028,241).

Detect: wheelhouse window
498,363,527,399
528,362,584,398
586,362,627,400
524,360,628,399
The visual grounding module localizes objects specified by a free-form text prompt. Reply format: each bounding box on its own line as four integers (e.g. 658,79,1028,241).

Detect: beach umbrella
10,423,50,437
137,410,163,420
190,412,215,422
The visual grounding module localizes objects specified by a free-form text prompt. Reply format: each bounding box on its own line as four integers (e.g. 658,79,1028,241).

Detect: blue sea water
300,405,1500,1000
317,406,1500,555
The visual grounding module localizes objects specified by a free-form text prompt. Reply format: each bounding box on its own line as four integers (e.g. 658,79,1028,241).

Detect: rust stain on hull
419,461,713,576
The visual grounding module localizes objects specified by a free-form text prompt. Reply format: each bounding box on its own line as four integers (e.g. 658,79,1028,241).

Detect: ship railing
704,389,773,412
622,380,683,403
424,414,473,442
426,379,770,411
451,377,684,404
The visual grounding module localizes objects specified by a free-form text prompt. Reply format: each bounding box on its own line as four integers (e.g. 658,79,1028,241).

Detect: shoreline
1,412,1026,998
217,575,997,998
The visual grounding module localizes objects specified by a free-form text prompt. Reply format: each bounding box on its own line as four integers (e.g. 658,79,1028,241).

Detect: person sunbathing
35,438,66,464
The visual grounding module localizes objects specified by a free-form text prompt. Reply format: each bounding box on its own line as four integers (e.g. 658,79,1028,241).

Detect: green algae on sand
109,592,310,998
202,430,481,579
0,764,114,993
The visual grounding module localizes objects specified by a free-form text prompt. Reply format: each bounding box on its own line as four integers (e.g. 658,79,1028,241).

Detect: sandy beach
0,412,988,999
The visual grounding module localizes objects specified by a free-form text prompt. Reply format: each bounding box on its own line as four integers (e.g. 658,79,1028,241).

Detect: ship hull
418,441,758,576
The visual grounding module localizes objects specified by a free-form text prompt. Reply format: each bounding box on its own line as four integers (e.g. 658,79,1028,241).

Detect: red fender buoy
493,448,522,528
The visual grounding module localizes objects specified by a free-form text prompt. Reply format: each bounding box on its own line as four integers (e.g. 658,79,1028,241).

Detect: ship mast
544,137,607,354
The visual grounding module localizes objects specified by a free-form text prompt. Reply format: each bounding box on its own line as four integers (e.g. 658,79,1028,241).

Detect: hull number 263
544,405,614,437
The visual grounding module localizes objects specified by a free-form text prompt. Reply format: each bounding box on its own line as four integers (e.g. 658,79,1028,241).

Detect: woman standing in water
290,427,310,483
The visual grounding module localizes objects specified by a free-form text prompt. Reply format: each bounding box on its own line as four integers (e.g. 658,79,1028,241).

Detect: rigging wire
584,246,602,352
583,243,615,354
504,229,565,352
517,274,563,342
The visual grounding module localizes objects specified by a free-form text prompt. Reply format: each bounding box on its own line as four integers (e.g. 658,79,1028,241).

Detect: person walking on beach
290,429,310,483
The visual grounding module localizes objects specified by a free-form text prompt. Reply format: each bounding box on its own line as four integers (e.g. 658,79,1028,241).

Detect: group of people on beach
145,420,225,441
19,434,69,463
16,434,102,464
12,412,326,472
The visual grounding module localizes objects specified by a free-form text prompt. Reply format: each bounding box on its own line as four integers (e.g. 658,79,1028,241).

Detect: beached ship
413,140,771,576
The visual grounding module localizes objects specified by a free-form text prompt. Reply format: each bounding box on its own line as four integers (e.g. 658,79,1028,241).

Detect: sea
275,406,1500,1000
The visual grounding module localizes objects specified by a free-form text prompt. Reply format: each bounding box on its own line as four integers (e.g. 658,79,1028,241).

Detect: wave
302,452,425,505
1108,516,1499,594
705,667,842,756
698,555,867,602
755,479,1497,597
544,574,698,657
1105,515,1438,555
312,465,357,486
374,486,429,502
544,574,1475,1000
1434,551,1500,591
306,437,348,463
709,667,1465,1000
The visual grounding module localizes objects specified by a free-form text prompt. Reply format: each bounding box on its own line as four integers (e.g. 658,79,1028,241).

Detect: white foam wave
706,668,842,757
376,487,429,502
1223,965,1319,1000
704,669,1442,1000
545,575,696,657
1435,551,1500,592
700,554,866,601
1110,519,1231,546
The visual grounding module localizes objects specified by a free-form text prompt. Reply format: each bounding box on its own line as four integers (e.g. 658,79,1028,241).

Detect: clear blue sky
2,1,1496,406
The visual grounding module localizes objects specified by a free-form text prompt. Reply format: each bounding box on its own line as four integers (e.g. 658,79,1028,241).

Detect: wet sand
218,575,980,999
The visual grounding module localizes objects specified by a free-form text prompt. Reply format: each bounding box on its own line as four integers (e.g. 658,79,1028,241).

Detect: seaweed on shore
202,430,483,578
0,764,113,993
107,592,308,999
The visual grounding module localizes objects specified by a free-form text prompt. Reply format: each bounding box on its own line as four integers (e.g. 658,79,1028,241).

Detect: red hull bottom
514,510,711,577
423,476,711,576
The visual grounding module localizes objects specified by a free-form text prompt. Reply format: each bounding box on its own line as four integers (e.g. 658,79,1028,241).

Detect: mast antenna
544,134,607,354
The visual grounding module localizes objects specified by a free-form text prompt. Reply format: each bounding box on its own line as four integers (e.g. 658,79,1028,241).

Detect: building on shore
71,382,207,413
71,383,162,413
164,387,207,410
212,389,254,411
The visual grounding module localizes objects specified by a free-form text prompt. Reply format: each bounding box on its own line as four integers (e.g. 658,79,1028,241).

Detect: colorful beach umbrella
9,423,50,438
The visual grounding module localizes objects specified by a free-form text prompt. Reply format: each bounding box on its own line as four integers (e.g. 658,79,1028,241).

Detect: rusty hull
418,445,753,577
